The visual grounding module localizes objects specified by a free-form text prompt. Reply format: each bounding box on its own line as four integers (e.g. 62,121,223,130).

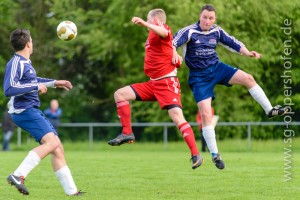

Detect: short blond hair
149,9,166,23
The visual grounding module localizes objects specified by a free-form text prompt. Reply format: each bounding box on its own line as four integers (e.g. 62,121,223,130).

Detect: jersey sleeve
218,26,245,53
37,77,55,83
37,77,56,88
172,27,190,48
154,22,171,41
4,65,38,97
164,25,172,41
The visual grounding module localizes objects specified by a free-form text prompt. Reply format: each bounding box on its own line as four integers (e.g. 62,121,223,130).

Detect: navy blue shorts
188,61,238,103
11,107,57,142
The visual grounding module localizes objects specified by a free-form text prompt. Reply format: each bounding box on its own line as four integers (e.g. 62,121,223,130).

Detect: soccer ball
57,21,77,41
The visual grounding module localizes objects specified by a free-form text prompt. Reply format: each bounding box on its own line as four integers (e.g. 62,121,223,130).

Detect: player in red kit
108,8,203,169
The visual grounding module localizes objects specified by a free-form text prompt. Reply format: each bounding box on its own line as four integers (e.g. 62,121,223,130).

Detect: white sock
55,166,78,195
202,125,218,154
249,84,273,114
14,151,41,178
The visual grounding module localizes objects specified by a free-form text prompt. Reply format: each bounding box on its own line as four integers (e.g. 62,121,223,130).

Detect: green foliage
0,0,19,107
0,0,299,141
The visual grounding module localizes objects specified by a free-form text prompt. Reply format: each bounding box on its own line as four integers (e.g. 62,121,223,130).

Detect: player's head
199,4,216,31
10,29,33,54
147,9,167,24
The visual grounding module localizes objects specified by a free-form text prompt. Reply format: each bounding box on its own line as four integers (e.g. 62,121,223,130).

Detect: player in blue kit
4,28,83,196
172,4,287,170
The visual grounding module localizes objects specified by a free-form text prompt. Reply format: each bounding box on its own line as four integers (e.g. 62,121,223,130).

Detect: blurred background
0,0,299,143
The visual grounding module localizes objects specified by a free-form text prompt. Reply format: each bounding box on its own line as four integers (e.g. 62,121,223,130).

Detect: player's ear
26,41,31,48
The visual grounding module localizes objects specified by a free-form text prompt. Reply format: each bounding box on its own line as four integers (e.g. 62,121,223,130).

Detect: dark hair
10,29,31,51
200,4,216,15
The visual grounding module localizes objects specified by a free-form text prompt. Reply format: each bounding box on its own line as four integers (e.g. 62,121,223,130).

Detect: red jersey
144,22,175,79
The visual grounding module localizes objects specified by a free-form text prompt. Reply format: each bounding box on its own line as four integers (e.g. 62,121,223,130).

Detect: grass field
0,139,299,200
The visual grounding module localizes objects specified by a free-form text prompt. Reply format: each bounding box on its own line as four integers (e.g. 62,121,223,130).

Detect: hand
240,47,261,59
38,83,47,94
172,50,182,68
249,51,261,59
132,17,147,27
55,80,73,91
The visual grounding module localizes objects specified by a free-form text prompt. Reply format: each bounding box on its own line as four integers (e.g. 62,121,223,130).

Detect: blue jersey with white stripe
3,54,55,113
173,22,245,70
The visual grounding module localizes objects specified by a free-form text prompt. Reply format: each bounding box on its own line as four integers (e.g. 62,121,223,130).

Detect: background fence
14,121,300,149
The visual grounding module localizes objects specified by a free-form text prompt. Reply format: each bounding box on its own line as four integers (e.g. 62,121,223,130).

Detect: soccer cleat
7,174,29,195
268,105,288,119
212,153,225,170
107,133,135,146
69,190,86,196
191,154,204,169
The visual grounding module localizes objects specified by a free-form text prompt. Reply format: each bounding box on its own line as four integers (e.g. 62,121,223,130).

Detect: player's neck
16,50,30,60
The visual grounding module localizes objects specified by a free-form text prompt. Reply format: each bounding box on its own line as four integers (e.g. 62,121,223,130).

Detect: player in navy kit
107,9,203,169
4,28,83,196
172,4,287,170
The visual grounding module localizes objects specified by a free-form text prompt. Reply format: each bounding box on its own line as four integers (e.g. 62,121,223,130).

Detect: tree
0,0,299,141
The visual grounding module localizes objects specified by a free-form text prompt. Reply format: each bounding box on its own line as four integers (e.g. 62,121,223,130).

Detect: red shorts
130,77,182,109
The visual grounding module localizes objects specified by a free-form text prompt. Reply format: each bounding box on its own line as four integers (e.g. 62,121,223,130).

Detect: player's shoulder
211,24,228,33
210,24,221,31
9,54,29,65
175,22,198,37
184,22,199,31
162,22,171,31
6,54,19,67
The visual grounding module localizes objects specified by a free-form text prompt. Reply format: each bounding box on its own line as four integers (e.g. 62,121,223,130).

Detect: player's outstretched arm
55,80,73,91
131,17,168,38
240,46,261,59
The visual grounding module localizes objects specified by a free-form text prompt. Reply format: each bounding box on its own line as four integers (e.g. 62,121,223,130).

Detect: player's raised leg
198,98,225,170
229,70,288,118
108,86,136,146
168,107,203,169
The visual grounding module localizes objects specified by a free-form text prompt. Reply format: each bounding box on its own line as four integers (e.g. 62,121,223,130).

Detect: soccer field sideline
1,141,299,200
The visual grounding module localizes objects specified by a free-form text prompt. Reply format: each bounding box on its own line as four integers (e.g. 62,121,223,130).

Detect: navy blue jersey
3,54,55,113
173,22,245,70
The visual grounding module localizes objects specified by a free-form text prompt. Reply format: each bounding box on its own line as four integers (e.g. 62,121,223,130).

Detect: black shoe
108,133,135,146
268,105,288,119
7,174,29,195
69,190,86,196
191,154,204,169
212,153,225,170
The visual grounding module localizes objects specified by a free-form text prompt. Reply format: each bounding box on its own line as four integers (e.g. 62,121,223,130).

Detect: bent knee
201,113,212,121
245,74,256,85
49,140,60,151
41,134,60,151
114,89,123,99
52,142,65,156
114,86,135,101
168,107,185,124
114,87,131,100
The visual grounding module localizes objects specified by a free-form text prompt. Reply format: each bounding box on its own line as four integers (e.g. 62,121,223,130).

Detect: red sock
116,101,132,134
178,122,199,155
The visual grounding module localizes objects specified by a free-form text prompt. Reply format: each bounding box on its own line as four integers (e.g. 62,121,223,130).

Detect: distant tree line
0,0,299,141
